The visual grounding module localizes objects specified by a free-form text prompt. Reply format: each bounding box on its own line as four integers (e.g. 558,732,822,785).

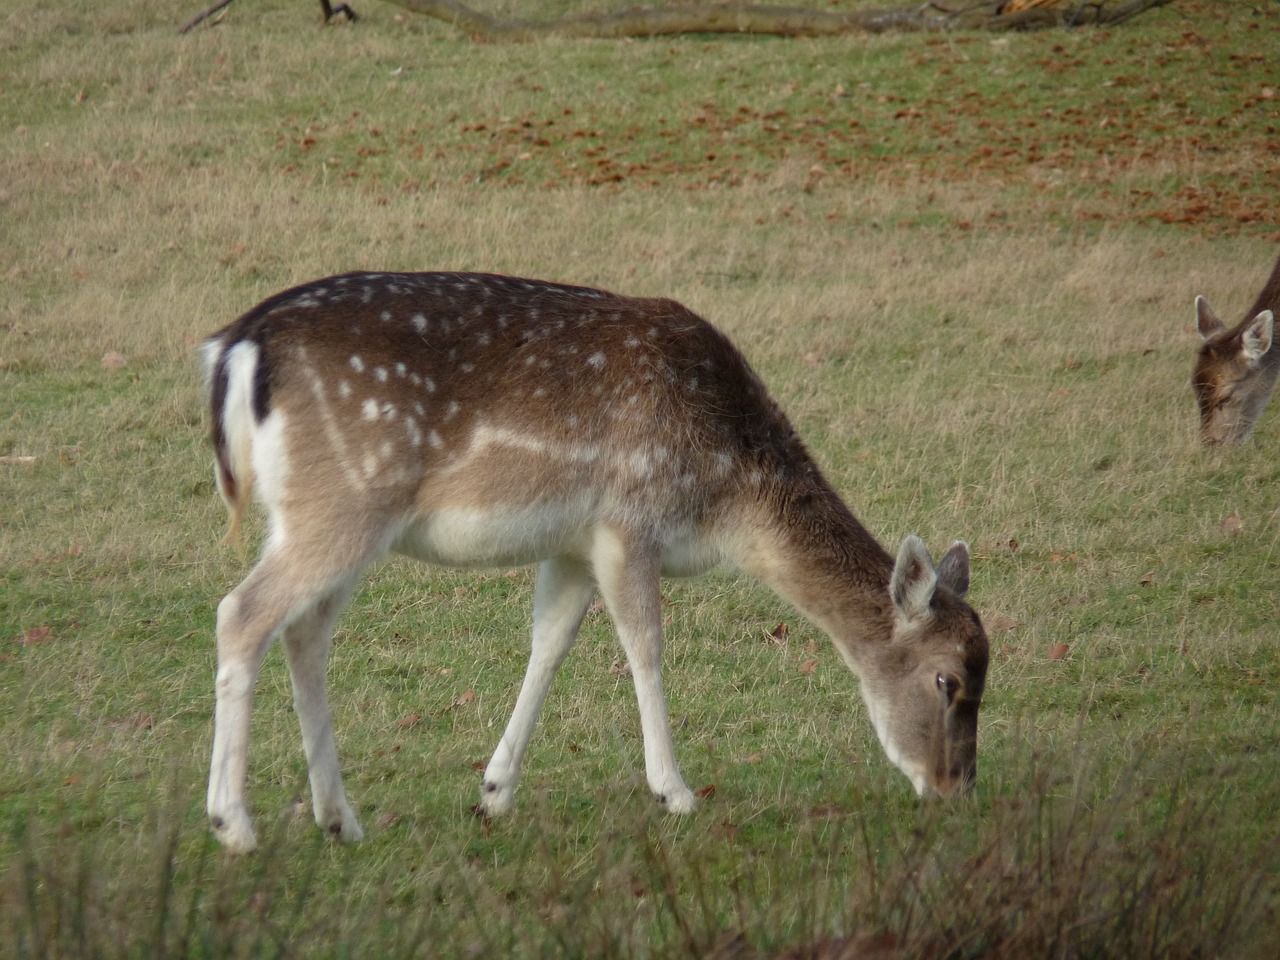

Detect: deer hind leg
479,556,596,818
592,530,696,815
280,576,363,844
207,531,381,854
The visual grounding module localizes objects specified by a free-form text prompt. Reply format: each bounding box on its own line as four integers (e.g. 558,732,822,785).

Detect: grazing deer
201,271,989,854
1193,251,1280,445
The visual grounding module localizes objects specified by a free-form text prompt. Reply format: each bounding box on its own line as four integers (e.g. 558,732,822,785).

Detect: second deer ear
891,536,938,622
1242,310,1274,363
1195,296,1224,339
936,541,971,598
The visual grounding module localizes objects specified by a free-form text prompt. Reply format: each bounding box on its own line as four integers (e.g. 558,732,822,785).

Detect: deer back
202,272,802,569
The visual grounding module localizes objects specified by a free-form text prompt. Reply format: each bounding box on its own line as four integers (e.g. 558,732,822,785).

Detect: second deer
1193,251,1280,445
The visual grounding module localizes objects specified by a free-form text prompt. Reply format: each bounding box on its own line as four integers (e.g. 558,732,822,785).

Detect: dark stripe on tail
209,344,237,505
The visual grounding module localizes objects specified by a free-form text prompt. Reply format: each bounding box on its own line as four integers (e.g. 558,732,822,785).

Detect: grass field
3,0,1279,955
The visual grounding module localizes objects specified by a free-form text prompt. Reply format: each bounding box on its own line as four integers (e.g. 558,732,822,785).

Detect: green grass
3,0,1280,956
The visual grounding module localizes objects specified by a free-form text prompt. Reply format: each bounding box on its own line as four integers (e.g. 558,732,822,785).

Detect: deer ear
1196,296,1224,339
891,535,938,621
936,541,971,598
1242,310,1274,363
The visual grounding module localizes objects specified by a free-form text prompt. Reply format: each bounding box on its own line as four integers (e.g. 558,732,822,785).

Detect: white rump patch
251,409,291,517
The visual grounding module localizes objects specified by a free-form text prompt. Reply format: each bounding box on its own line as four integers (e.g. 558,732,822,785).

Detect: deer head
853,537,985,797
1191,252,1280,445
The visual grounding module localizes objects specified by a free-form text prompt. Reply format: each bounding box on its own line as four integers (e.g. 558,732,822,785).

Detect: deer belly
392,499,599,568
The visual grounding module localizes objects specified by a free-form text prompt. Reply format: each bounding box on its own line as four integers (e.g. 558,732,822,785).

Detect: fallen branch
178,0,1173,37
382,0,1176,41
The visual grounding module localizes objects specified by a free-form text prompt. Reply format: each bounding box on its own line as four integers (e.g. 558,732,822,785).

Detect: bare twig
178,0,236,34
180,0,357,34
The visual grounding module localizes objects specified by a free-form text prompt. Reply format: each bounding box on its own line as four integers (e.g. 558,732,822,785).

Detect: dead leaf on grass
767,621,789,645
447,689,475,711
1048,643,1071,660
798,658,819,674
17,626,52,645
396,712,423,729
1219,514,1244,537
695,783,716,800
101,351,127,370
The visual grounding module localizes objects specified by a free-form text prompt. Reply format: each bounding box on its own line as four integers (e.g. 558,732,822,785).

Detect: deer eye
936,673,961,704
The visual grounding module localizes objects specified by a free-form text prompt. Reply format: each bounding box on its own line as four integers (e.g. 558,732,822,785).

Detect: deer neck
735,466,896,673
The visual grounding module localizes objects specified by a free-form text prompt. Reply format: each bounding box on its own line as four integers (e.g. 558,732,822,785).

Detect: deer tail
202,336,260,552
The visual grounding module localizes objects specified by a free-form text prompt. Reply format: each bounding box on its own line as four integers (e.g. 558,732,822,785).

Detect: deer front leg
592,530,696,815
479,556,596,817
280,579,363,844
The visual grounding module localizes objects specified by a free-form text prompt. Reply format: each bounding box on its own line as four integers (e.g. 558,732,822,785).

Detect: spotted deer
201,271,989,854
1193,251,1280,445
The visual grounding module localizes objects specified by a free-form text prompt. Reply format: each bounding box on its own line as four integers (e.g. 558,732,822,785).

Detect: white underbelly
393,501,599,568
391,500,726,576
